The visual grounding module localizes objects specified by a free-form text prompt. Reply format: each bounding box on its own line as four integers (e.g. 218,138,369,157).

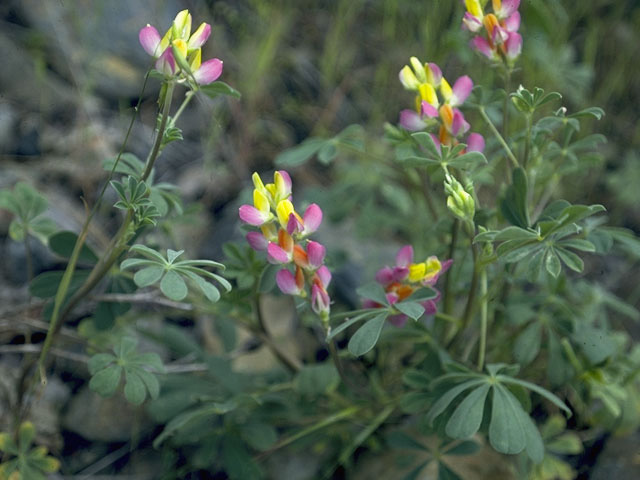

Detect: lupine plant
1,3,639,479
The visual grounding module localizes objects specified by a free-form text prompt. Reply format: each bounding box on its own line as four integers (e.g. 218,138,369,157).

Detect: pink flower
450,76,473,107
504,11,521,32
466,133,485,153
505,32,522,61
399,110,427,132
188,23,211,50
494,0,520,20
155,48,176,76
246,232,268,251
311,283,331,316
139,25,162,57
276,267,304,295
462,12,483,32
307,241,326,269
302,204,323,235
193,58,223,85
470,36,497,60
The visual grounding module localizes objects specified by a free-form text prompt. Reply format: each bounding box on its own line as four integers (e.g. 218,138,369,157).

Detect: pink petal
392,266,409,283
491,24,509,45
451,109,470,136
311,284,330,315
286,213,303,235
193,58,223,85
316,265,332,288
276,269,301,295
363,299,380,309
462,12,483,32
466,133,485,153
421,101,439,118
427,63,443,86
505,32,522,60
504,11,521,32
396,245,414,267
302,204,323,234
267,242,291,264
423,300,438,315
307,241,326,268
277,170,292,196
430,134,442,154
500,0,520,19
399,110,427,131
386,292,399,305
387,314,408,327
451,76,473,106
188,23,211,50
139,25,162,57
246,232,268,251
155,48,176,76
239,205,267,226
471,36,495,59
375,267,394,286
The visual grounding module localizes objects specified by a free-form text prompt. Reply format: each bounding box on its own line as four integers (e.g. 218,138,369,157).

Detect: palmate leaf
424,365,569,462
121,245,228,303
89,337,164,405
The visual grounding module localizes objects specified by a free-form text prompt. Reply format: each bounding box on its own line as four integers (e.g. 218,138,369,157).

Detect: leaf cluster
120,244,230,302
88,336,164,405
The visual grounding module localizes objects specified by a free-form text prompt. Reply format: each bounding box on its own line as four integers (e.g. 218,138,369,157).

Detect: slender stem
502,68,511,138
460,242,479,331
255,406,360,460
442,219,459,315
142,82,176,181
446,240,479,348
37,77,169,384
477,268,488,371
478,106,519,168
419,171,439,221
253,296,302,373
523,113,532,169
328,339,360,392
170,90,195,125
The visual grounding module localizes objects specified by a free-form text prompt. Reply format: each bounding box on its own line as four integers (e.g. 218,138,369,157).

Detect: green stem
37,77,170,384
141,82,176,181
523,113,532,169
478,106,519,168
170,90,195,126
256,406,359,459
477,268,488,372
443,219,459,316
446,239,479,348
502,68,512,139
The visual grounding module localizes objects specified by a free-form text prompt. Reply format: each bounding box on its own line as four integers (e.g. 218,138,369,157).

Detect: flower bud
444,174,475,223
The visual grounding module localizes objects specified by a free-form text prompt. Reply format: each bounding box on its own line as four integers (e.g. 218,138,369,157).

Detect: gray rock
62,386,144,442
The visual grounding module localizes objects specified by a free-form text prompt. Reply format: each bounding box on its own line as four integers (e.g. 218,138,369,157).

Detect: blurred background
1,0,639,478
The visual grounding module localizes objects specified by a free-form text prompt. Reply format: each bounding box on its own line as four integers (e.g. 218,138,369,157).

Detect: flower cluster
364,246,452,327
139,10,223,85
238,171,331,322
462,0,522,64
398,57,485,153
